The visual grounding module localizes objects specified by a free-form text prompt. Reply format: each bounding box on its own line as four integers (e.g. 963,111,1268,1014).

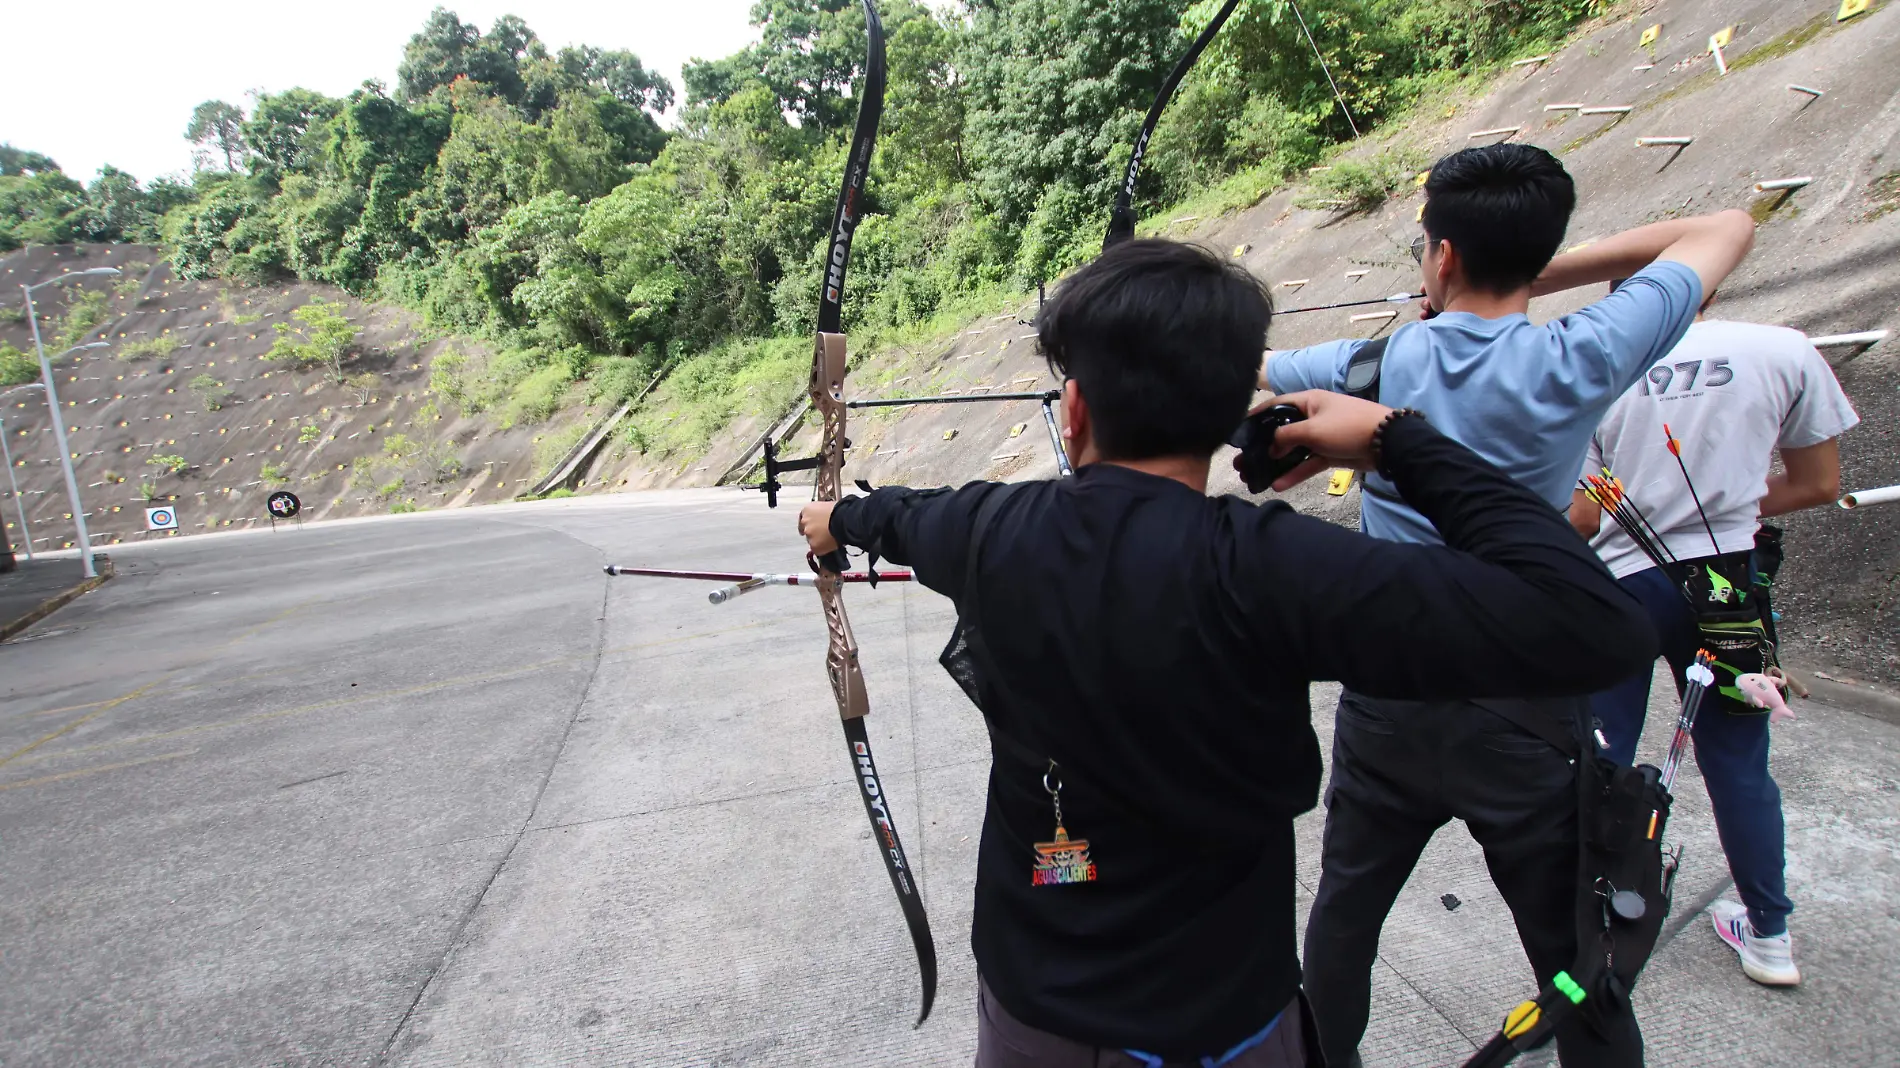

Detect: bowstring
901,576,926,907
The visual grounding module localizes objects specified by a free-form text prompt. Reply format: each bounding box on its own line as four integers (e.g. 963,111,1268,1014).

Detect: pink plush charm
1735,673,1794,724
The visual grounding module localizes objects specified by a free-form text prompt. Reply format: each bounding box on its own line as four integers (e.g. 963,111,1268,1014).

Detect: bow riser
813,332,850,507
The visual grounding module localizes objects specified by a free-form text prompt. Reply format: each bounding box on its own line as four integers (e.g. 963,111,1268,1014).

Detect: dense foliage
3,0,1598,452
0,149,192,249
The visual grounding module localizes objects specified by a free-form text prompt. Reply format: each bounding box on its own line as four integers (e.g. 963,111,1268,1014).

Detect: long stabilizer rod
603,565,913,605
846,390,1058,408
1280,291,1422,315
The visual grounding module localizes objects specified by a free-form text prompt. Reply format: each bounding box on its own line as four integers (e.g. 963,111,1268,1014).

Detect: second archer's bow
1103,0,1242,250
802,0,938,1028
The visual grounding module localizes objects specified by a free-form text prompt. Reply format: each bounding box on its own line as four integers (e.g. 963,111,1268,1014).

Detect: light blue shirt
1267,260,1703,545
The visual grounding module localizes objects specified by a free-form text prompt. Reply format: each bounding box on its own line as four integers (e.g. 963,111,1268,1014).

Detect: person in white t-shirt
1570,305,1858,990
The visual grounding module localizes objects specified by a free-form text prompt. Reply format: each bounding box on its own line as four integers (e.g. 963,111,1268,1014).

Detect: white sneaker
1711,899,1801,986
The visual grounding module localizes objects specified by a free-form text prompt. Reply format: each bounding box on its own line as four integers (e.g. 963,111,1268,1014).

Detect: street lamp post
22,268,120,578
0,382,47,561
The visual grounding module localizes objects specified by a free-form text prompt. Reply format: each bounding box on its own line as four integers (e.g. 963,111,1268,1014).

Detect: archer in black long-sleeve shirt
823,412,1657,1059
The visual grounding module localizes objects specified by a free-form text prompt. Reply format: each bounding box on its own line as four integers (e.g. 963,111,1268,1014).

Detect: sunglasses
1410,234,1428,264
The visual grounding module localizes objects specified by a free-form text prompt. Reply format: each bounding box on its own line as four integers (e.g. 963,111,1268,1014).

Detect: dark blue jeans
1590,564,1792,936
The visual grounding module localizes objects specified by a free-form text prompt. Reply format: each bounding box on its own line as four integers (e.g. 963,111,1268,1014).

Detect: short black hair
1422,144,1576,293
1039,239,1270,461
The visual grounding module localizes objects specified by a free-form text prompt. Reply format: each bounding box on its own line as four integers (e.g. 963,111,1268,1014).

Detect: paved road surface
2,492,1894,1066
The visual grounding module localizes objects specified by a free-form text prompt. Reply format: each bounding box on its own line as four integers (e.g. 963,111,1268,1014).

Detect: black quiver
1673,549,1774,702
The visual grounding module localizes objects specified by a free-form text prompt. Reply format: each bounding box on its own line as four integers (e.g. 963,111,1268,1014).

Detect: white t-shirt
1583,320,1859,579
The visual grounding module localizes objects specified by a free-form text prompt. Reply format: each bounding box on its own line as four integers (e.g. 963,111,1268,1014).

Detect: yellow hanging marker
1639,24,1661,47
1327,469,1354,496
1709,25,1732,49
1839,0,1869,19
1415,170,1430,186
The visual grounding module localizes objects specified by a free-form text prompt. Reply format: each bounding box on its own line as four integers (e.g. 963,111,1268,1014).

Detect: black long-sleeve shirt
828,415,1657,1058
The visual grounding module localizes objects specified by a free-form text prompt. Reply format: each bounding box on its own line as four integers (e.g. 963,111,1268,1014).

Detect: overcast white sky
1,0,761,185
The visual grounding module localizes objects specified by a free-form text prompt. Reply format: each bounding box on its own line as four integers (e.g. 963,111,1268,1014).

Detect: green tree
266,300,360,381
883,10,970,195
187,100,248,171
962,0,1183,230
410,84,643,252
188,373,232,410
397,7,543,107
243,88,344,175
0,144,60,176
397,7,481,100
163,175,281,281
73,166,157,243
0,169,84,251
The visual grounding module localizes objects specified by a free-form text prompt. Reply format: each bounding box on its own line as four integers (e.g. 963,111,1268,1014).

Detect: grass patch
501,364,575,427
1747,191,1804,225
118,335,179,360
1729,13,1835,76
533,422,591,479
1294,147,1432,214
1865,173,1900,222
0,342,35,387
1141,160,1296,238
112,264,149,298
55,289,112,350
351,432,464,496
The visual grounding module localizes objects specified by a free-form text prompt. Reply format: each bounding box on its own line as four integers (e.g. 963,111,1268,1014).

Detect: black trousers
1301,692,1643,1068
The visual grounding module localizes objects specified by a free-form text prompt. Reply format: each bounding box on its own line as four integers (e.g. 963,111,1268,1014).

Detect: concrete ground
0,556,98,636
1,491,1894,1067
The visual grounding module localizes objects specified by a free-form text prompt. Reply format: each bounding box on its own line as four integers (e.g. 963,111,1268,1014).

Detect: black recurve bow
802,0,939,1027
1104,0,1243,250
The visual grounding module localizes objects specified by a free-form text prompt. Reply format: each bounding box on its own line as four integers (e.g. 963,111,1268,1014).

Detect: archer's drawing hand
1257,390,1394,491
799,501,840,557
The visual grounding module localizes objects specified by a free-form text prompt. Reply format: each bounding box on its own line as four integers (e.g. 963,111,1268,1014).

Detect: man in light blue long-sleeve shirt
1267,143,1755,1068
